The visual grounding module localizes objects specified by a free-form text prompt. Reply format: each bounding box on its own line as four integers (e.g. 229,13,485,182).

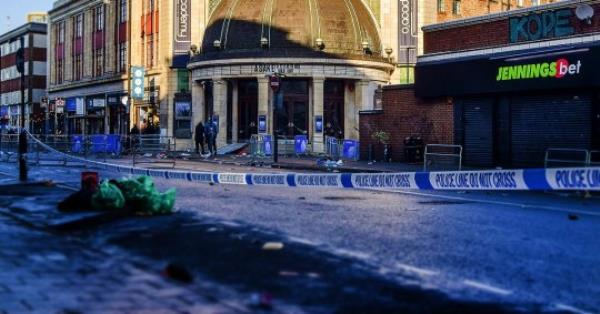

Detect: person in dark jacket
204,117,218,155
195,121,205,155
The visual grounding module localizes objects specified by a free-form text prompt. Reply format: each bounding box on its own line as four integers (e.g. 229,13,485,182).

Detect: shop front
416,43,600,168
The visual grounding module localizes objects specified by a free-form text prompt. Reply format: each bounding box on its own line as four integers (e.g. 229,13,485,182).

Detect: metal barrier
325,136,360,161
424,144,463,171
131,135,176,168
590,151,600,166
544,148,589,168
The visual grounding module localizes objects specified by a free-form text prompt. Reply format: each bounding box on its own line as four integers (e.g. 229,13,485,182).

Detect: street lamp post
14,36,27,181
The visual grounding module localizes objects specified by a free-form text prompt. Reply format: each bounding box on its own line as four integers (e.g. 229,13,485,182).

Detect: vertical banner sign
131,66,145,100
173,0,191,54
398,0,418,64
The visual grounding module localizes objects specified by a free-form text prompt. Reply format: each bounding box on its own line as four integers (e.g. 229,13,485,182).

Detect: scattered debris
568,214,579,221
247,292,273,309
278,270,299,277
262,242,284,250
162,263,194,284
298,196,306,200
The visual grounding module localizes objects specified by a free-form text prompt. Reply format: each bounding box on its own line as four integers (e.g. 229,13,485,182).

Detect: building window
119,0,128,23
118,42,127,72
95,5,104,31
57,59,64,84
58,21,65,43
94,49,103,77
148,0,155,12
452,0,461,14
74,54,82,81
438,0,446,12
531,0,539,5
75,14,83,38
517,0,524,7
146,34,154,68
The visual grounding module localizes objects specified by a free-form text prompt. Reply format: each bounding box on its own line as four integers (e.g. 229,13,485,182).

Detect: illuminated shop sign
496,58,582,81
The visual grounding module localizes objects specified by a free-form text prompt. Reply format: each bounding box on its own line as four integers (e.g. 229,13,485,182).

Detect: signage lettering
254,64,300,74
509,9,575,43
432,171,518,189
296,175,340,187
173,0,191,54
554,169,600,189
496,58,582,81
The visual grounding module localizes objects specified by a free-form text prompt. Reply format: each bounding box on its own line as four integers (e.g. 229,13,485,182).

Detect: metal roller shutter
511,94,592,167
462,98,494,167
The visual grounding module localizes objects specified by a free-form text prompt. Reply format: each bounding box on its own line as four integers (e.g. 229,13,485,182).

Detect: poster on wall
315,115,323,133
398,0,418,65
258,115,267,133
175,102,191,117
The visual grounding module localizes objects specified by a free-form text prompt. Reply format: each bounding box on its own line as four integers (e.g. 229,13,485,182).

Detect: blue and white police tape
23,134,600,191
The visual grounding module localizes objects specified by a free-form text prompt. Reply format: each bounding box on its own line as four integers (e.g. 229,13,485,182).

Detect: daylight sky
0,0,55,35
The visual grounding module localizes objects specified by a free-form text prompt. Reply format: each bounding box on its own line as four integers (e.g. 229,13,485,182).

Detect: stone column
355,80,372,111
257,77,270,134
231,80,239,143
312,77,325,153
212,78,228,148
344,82,358,140
191,80,205,130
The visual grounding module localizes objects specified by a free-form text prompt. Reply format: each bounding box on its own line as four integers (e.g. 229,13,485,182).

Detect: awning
415,42,600,98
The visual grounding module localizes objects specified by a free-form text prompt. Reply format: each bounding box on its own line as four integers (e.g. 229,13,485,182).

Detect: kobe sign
496,58,582,81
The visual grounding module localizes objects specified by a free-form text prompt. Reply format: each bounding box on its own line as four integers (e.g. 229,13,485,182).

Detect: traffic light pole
17,36,27,181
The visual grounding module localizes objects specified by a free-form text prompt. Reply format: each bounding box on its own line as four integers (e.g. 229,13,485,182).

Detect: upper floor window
58,21,65,43
148,0,155,12
95,5,104,31
452,0,461,15
517,0,524,7
438,0,446,12
531,0,539,5
75,14,83,38
119,0,128,23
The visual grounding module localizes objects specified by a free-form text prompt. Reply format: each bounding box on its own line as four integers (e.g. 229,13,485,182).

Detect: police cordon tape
25,133,600,191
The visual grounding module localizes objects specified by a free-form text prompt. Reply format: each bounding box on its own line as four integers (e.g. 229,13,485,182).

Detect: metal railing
424,144,463,171
325,136,360,161
131,135,176,168
544,148,590,168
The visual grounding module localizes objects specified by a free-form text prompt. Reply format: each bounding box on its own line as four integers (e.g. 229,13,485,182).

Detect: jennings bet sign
496,58,582,81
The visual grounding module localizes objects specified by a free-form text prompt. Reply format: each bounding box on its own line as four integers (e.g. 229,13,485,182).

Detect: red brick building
362,0,600,167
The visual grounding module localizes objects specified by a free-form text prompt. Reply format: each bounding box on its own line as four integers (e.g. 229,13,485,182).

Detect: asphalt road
1,163,599,313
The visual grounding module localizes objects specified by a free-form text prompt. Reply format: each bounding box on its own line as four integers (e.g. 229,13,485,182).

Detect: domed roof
197,0,384,62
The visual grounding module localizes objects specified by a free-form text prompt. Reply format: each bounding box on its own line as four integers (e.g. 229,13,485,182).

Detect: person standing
204,117,218,156
195,121,205,155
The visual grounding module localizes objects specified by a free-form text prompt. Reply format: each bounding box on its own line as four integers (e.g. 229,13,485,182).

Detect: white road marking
395,263,439,277
287,236,321,247
553,303,594,314
462,279,512,296
374,188,600,218
333,248,371,260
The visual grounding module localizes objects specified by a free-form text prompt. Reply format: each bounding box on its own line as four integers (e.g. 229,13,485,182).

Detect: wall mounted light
315,38,325,50
261,37,269,49
213,40,222,49
362,41,372,54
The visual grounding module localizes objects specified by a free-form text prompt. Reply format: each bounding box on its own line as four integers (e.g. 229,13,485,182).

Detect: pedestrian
204,117,218,156
194,121,205,155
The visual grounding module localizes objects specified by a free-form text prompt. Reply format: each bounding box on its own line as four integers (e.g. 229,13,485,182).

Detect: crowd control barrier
15,131,600,192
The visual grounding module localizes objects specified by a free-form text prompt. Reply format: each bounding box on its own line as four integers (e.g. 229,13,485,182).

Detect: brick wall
425,2,600,54
359,85,454,162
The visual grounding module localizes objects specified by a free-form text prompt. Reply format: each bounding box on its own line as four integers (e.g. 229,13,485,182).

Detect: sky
0,0,55,35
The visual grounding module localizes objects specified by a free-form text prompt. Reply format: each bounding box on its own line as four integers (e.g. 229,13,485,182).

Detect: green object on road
92,181,125,211
117,176,176,215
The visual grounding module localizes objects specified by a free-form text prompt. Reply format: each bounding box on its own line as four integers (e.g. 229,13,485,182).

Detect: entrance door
237,80,258,141
461,98,494,167
324,80,345,139
274,80,309,137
